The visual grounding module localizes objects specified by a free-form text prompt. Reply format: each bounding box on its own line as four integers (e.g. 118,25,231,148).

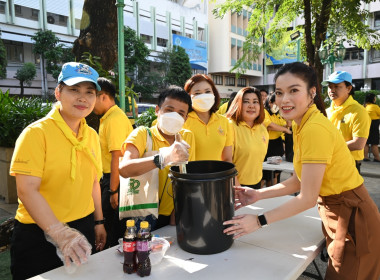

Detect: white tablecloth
31,196,324,280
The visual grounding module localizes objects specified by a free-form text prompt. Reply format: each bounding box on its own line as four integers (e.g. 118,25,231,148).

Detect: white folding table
30,196,325,280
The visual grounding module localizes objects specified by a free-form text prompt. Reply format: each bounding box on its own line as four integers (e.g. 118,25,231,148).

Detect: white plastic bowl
150,237,170,266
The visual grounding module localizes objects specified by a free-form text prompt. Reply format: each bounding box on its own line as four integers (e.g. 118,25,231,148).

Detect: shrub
0,90,52,147
353,90,380,105
135,108,157,128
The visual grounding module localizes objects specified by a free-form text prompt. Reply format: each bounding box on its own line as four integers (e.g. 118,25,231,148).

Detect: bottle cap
126,220,135,227
140,221,149,229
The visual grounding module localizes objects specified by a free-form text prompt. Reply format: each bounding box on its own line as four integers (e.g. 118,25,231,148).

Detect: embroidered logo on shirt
218,126,225,136
14,158,29,164
262,136,267,143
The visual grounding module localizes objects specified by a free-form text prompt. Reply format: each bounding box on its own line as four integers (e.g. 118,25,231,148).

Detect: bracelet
108,188,119,195
94,218,105,225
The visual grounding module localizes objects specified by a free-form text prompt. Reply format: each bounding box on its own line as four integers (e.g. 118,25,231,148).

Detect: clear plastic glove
45,222,92,270
158,140,190,168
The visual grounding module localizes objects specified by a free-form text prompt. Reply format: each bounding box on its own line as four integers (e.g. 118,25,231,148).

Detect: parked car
137,103,156,116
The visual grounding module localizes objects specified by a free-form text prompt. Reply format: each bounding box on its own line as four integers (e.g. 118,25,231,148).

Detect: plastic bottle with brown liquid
123,220,137,274
136,221,151,277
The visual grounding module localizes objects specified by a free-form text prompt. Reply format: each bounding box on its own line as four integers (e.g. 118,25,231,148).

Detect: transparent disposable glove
45,222,92,272
158,139,190,168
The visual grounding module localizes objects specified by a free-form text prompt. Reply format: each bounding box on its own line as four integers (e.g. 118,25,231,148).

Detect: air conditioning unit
47,15,55,24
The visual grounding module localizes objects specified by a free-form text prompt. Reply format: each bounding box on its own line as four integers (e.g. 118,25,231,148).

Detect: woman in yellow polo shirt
363,93,380,162
183,74,233,161
9,63,106,279
226,87,268,189
262,92,292,186
223,62,380,280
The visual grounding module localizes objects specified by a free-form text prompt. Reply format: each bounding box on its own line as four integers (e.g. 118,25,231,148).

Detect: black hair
264,92,277,116
260,89,268,94
158,85,192,112
226,91,238,112
343,81,355,96
274,62,326,117
364,93,376,105
97,77,116,99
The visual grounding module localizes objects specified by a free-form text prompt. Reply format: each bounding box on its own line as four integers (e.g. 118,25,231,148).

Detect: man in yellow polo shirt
323,71,370,173
93,77,133,247
120,85,195,230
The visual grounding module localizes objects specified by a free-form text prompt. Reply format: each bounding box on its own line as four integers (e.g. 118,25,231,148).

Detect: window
15,5,22,16
140,34,152,44
32,9,39,19
374,12,380,29
0,2,5,14
237,78,246,87
59,15,66,24
344,48,364,61
4,40,24,63
212,75,223,85
157,38,168,47
225,76,235,86
372,49,380,62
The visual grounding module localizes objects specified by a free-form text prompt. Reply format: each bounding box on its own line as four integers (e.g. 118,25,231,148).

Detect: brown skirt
317,184,380,280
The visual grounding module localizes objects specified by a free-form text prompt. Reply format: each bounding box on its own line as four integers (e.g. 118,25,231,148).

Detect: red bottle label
123,241,136,252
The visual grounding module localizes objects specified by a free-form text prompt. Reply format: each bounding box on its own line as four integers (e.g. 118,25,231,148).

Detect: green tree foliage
124,27,150,73
14,63,37,97
0,39,7,79
158,45,192,87
31,30,74,80
213,0,380,86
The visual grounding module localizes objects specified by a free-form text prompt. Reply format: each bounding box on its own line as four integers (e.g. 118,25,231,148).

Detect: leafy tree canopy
0,39,7,79
213,0,380,84
124,27,150,73
14,62,37,96
31,30,74,80
157,45,192,87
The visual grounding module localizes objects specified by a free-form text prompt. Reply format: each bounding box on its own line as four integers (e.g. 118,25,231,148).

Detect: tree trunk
73,0,118,71
19,80,24,97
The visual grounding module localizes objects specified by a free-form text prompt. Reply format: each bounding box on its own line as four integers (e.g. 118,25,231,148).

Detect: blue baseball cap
322,71,352,86
58,62,101,91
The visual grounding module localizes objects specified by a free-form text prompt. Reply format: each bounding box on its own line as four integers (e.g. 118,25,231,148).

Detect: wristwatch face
153,154,160,168
258,214,268,227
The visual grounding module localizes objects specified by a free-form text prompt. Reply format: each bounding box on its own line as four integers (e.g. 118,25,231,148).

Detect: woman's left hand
94,224,107,251
223,214,260,239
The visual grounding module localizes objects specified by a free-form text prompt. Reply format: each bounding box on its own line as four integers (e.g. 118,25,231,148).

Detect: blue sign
172,34,207,71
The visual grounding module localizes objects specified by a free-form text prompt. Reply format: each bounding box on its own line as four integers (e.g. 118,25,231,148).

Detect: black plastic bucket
169,160,237,255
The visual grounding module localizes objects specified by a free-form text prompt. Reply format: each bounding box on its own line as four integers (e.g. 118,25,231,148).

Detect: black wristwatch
153,154,161,169
257,214,268,228
108,188,119,195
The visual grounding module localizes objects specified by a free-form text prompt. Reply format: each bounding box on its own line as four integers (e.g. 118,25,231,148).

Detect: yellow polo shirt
99,105,133,173
230,120,268,185
217,102,228,115
10,112,102,224
293,105,363,196
183,111,233,161
326,96,370,161
263,109,271,128
122,125,195,216
265,109,287,140
365,103,380,120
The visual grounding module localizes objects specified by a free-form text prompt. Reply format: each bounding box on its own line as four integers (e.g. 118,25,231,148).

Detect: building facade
0,0,208,96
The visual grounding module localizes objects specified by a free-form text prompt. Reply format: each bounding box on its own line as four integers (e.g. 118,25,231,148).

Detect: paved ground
0,160,378,279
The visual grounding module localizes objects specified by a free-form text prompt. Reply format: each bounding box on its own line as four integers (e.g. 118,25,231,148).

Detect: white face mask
191,94,215,112
270,104,279,114
158,112,185,135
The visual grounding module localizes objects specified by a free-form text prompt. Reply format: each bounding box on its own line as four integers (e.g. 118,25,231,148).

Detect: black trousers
10,213,95,280
100,173,122,248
